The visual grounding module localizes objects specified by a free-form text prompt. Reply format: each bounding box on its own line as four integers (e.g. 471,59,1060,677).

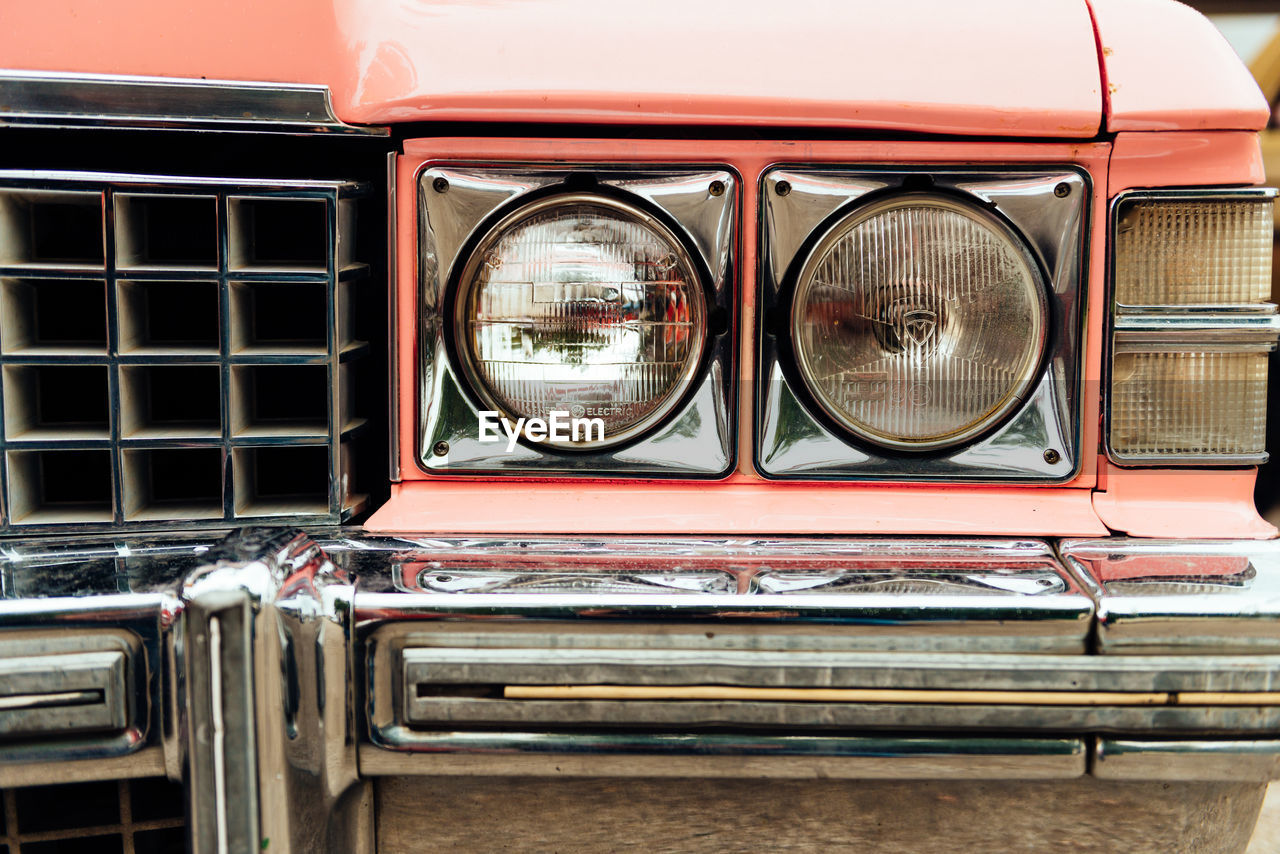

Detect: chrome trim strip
208,616,229,854
358,734,1087,780
387,150,401,482
403,648,1280,695
1112,312,1280,350
345,535,1095,654
0,169,369,193
1094,739,1280,782
1111,187,1279,205
0,70,388,136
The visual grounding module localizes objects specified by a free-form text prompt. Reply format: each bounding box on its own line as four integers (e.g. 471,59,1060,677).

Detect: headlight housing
757,167,1087,482
789,193,1048,451
417,165,736,477
453,193,708,450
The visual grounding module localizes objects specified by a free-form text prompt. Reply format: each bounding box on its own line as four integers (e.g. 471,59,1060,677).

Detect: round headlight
454,192,707,450
790,193,1047,450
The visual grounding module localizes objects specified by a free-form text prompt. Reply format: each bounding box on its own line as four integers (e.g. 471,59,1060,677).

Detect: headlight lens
454,193,706,450
790,193,1048,450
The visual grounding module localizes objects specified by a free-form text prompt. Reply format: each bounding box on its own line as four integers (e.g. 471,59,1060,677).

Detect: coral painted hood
4,0,1105,136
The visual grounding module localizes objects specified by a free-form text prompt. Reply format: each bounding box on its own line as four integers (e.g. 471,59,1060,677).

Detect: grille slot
228,196,328,272
1,778,185,854
120,365,222,439
114,194,217,270
117,280,219,355
5,449,114,524
233,444,330,517
230,280,327,354
230,363,329,438
1,278,108,355
0,174,370,531
122,447,224,521
3,365,110,441
0,190,105,269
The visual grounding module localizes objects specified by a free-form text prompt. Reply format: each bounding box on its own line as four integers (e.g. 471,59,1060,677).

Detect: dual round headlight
453,193,706,450
452,189,1046,453
790,193,1047,450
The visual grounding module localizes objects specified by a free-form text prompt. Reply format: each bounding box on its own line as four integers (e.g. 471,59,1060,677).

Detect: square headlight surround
417,165,737,477
758,167,1088,481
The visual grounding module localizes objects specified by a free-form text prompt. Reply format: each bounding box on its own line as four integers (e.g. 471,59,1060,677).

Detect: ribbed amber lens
457,194,705,449
1110,350,1268,458
790,194,1047,450
1115,198,1273,305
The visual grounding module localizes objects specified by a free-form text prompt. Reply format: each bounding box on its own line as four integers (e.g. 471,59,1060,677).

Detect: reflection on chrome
412,567,736,594
754,570,1067,596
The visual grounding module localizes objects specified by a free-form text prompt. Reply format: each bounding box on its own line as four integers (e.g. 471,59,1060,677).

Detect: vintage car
0,0,1278,851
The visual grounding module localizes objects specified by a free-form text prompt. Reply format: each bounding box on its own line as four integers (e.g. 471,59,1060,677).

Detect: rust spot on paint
1103,46,1114,57
1108,83,1119,95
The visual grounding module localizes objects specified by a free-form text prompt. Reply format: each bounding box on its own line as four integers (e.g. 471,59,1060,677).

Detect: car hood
5,0,1105,136
328,0,1105,136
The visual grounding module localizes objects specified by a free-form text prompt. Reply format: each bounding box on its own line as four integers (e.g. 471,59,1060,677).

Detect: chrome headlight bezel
758,167,1089,482
417,165,736,477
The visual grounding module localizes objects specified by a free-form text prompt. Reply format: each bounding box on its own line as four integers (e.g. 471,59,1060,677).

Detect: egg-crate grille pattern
0,173,369,531
0,778,184,854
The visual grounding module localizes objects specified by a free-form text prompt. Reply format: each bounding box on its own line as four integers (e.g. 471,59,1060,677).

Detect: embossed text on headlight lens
454,193,706,450
789,193,1048,450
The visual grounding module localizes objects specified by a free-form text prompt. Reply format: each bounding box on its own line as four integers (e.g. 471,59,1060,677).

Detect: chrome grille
0,172,369,531
0,778,184,853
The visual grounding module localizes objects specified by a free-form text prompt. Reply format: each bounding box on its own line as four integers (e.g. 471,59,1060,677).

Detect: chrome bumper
0,530,1278,852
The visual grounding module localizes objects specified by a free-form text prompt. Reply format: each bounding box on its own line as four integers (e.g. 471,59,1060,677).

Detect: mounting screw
775,180,792,197
1043,448,1061,464
432,176,450,193
709,180,726,197
432,441,450,457
1054,182,1071,198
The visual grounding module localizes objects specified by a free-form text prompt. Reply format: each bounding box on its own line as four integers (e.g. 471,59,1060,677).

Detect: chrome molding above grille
0,70,388,135
0,171,371,532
